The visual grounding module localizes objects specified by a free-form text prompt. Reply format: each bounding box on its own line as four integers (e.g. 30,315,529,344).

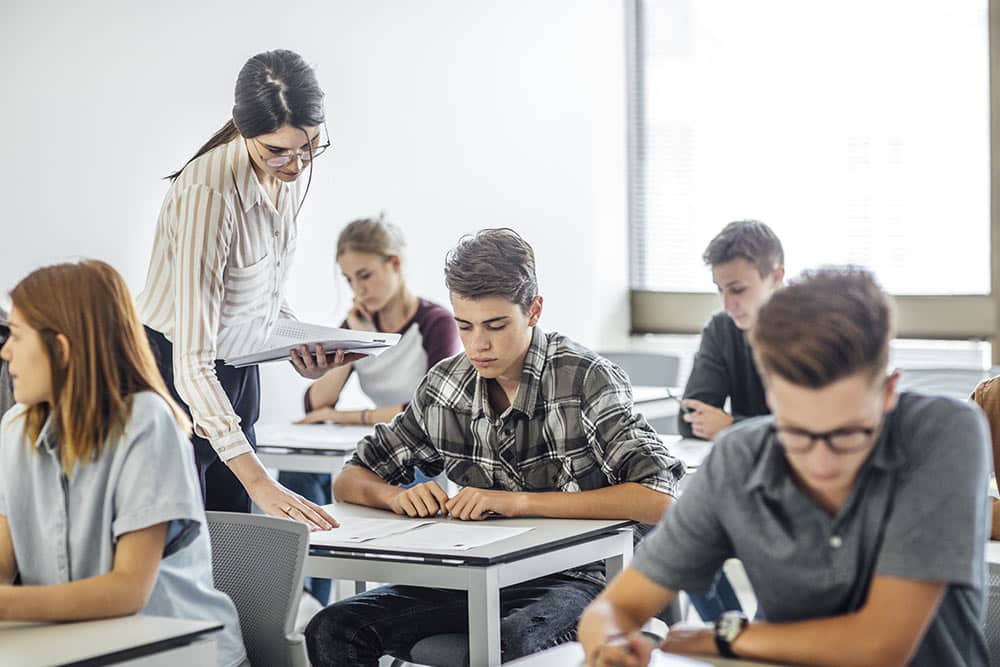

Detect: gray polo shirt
0,392,247,667
634,392,989,666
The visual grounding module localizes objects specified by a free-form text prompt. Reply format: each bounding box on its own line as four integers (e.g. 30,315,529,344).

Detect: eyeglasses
769,423,877,455
0,324,8,347
253,124,331,168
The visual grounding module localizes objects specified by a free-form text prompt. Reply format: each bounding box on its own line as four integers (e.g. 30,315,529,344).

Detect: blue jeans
278,471,333,604
685,569,743,622
305,574,603,666
277,468,436,605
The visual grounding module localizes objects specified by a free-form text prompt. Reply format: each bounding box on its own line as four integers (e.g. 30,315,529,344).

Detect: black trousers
145,326,258,513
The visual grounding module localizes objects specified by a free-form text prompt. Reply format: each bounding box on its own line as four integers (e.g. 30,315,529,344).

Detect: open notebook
223,319,401,367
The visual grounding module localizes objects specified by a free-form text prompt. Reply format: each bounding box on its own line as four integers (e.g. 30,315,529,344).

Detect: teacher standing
137,49,343,528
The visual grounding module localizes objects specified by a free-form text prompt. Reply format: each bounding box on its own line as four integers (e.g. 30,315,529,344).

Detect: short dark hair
444,229,538,312
703,220,784,277
750,267,893,388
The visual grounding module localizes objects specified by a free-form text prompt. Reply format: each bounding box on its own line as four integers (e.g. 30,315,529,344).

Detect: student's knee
305,602,373,660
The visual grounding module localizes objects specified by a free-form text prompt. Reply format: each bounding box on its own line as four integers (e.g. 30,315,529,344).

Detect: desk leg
467,567,501,667
604,528,634,581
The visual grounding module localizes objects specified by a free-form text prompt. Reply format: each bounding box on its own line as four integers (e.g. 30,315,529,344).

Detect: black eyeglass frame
767,422,879,455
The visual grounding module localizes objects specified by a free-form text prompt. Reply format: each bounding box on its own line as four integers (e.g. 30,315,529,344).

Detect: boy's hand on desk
444,488,526,520
586,631,654,667
389,481,449,518
681,399,733,439
296,407,358,425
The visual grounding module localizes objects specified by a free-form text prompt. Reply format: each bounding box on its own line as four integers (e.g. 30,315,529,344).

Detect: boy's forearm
520,483,671,524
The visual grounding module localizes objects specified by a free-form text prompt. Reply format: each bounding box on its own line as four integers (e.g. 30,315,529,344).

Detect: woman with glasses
136,49,341,528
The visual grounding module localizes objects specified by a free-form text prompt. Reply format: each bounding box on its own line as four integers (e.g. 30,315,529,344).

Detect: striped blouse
136,137,299,462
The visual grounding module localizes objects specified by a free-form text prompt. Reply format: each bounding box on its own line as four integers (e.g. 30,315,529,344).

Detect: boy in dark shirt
680,220,784,440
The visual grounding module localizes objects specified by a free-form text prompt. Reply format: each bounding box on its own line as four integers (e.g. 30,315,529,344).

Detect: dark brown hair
750,267,893,388
167,49,324,180
703,220,784,277
444,228,538,312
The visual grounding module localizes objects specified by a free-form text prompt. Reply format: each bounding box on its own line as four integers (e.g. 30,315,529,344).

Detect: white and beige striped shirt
136,137,298,462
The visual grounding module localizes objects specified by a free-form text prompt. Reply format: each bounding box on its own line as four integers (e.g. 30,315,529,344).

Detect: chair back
987,562,1000,666
206,511,310,667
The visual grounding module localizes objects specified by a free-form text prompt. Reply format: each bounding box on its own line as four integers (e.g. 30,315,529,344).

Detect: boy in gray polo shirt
579,267,990,667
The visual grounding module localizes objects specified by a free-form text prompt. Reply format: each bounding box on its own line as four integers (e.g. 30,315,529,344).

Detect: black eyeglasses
768,423,878,455
253,123,331,168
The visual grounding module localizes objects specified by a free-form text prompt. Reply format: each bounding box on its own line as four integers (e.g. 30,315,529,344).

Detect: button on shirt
136,137,298,461
0,392,247,667
633,392,990,666
348,327,685,584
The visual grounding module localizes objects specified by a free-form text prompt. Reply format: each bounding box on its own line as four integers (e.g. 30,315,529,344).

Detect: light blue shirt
0,392,246,667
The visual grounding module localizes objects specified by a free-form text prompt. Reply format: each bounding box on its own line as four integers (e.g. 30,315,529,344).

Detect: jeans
304,574,603,666
685,568,743,622
278,471,333,604
277,467,436,605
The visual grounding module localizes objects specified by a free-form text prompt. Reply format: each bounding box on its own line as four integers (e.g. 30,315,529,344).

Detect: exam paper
369,522,534,551
311,518,433,546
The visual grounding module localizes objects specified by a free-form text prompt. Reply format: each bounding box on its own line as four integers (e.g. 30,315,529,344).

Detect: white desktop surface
312,500,633,563
661,434,713,471
507,641,786,666
987,540,1000,564
0,615,220,666
255,422,372,451
308,502,635,667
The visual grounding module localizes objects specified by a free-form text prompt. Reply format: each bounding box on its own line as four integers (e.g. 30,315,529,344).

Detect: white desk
506,641,785,666
661,434,713,472
633,386,682,421
0,615,220,666
255,422,371,474
305,501,635,667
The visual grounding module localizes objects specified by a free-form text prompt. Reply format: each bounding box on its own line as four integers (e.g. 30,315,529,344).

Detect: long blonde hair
10,260,190,473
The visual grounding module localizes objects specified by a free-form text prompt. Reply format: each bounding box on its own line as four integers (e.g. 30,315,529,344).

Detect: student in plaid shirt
305,228,684,667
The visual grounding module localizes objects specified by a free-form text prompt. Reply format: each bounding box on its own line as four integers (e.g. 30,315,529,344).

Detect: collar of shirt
471,326,546,421
743,408,908,501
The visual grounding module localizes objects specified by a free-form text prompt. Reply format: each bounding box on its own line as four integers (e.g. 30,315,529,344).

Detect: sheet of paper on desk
576,651,711,667
311,518,434,545
369,522,534,551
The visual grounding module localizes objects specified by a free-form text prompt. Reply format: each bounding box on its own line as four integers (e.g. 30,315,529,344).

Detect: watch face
718,611,747,641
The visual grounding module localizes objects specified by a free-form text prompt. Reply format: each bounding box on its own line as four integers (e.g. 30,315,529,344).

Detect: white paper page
311,518,434,546
574,650,710,667
368,522,534,551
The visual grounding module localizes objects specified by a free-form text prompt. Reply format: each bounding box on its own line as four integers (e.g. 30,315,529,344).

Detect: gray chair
987,562,1000,666
896,367,993,401
598,351,682,434
206,511,310,667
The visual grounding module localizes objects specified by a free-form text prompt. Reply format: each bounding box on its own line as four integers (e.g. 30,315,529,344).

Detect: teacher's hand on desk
289,344,366,380
585,631,655,667
247,474,340,530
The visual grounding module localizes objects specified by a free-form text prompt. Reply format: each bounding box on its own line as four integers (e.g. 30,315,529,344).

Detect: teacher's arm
169,184,337,529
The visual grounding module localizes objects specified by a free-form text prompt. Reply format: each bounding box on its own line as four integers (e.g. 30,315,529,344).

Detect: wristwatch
714,610,749,658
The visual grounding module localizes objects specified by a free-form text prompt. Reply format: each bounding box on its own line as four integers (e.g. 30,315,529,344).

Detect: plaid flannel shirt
347,327,684,584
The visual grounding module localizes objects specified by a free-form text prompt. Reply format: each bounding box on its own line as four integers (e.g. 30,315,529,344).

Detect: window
629,0,991,296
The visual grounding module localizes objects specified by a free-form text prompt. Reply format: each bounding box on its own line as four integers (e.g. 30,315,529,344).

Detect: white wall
1,0,631,420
